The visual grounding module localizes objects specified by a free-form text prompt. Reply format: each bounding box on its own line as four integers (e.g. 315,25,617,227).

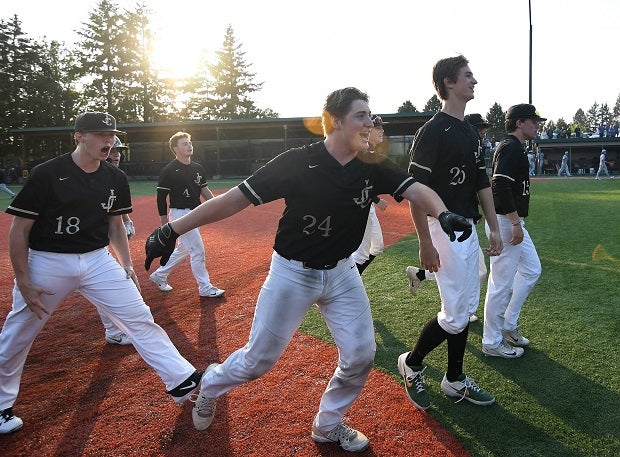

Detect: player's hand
17,282,54,320
124,220,136,240
376,199,388,211
438,211,472,242
144,223,179,270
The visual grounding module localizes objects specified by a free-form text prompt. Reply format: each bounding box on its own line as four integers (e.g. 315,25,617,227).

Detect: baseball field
0,177,618,456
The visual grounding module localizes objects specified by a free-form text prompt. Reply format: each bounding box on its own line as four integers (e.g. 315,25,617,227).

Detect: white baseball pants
351,205,384,264
199,251,376,433
482,216,541,348
0,247,195,410
152,208,213,294
427,217,480,334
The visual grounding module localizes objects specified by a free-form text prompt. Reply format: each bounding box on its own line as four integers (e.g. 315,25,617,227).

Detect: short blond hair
169,131,191,154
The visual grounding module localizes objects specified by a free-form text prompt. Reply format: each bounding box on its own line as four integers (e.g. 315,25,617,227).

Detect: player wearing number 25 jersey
143,87,473,452
0,112,202,435
398,55,503,412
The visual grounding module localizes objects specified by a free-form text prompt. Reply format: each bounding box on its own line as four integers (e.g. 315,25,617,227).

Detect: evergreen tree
586,102,600,131
397,100,418,113
423,95,441,113
573,108,588,131
187,25,278,119
122,3,177,122
613,94,620,122
599,102,612,126
486,102,505,136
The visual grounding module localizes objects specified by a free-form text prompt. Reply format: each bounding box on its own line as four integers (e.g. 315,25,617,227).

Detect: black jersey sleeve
491,136,530,216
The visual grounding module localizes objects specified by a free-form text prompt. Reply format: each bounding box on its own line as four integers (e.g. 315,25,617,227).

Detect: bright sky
5,0,619,123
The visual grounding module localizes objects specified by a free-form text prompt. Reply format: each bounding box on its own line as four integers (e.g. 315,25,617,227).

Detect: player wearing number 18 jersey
0,112,203,435
143,87,473,452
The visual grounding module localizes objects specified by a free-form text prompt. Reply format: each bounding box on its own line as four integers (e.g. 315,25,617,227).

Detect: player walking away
96,136,135,346
595,148,614,179
405,112,490,323
352,114,389,274
397,56,503,411
0,168,16,198
148,132,224,298
0,113,204,435
557,151,571,177
536,149,545,175
481,104,544,358
144,87,473,452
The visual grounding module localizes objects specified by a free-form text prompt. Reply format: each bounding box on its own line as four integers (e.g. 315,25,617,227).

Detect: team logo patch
101,189,117,211
353,179,373,208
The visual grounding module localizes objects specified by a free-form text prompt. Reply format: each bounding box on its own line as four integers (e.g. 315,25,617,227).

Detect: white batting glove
124,220,136,240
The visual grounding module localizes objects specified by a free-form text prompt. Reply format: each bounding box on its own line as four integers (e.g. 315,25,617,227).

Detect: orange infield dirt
0,192,469,457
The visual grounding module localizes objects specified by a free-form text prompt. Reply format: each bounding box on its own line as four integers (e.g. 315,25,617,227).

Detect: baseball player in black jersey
97,136,135,346
0,113,203,435
352,115,389,273
144,87,472,452
405,113,490,323
397,55,503,411
481,104,544,358
148,132,224,298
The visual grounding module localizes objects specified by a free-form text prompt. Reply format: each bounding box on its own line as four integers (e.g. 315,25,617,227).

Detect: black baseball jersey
157,159,209,216
6,153,132,253
408,111,489,219
238,141,415,265
491,135,530,217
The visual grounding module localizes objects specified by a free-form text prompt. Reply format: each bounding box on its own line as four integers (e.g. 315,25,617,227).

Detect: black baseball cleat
167,370,205,404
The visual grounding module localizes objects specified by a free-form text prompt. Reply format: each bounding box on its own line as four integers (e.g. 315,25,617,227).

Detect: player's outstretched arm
144,187,252,270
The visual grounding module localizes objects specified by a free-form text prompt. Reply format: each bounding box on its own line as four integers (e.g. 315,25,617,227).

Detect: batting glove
124,220,136,240
438,211,472,242
144,223,179,270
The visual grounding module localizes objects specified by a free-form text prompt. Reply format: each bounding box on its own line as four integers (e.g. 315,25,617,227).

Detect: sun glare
147,32,206,83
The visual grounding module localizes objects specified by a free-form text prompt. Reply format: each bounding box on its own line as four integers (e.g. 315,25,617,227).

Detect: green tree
122,3,177,122
572,108,587,131
586,102,600,131
613,94,620,123
397,100,418,113
0,16,78,163
189,25,276,120
485,102,505,136
423,95,441,113
599,102,612,126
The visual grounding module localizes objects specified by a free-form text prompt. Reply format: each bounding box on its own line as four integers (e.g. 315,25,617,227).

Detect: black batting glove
438,211,472,242
144,223,179,270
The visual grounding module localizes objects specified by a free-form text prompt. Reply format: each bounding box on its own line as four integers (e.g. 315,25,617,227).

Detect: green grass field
300,178,620,457
2,177,618,456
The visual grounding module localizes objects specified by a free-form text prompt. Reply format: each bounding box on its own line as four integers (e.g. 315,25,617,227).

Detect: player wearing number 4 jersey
148,131,224,299
144,87,472,452
0,112,203,435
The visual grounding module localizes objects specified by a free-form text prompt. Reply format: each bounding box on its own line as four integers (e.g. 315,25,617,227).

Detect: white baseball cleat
149,273,173,292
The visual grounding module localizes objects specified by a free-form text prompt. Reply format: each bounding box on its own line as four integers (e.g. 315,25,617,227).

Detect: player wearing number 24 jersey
0,112,203,436
144,87,472,452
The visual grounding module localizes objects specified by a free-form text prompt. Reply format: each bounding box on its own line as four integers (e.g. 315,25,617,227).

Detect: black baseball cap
74,112,126,134
465,113,491,128
505,104,547,122
372,115,389,128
